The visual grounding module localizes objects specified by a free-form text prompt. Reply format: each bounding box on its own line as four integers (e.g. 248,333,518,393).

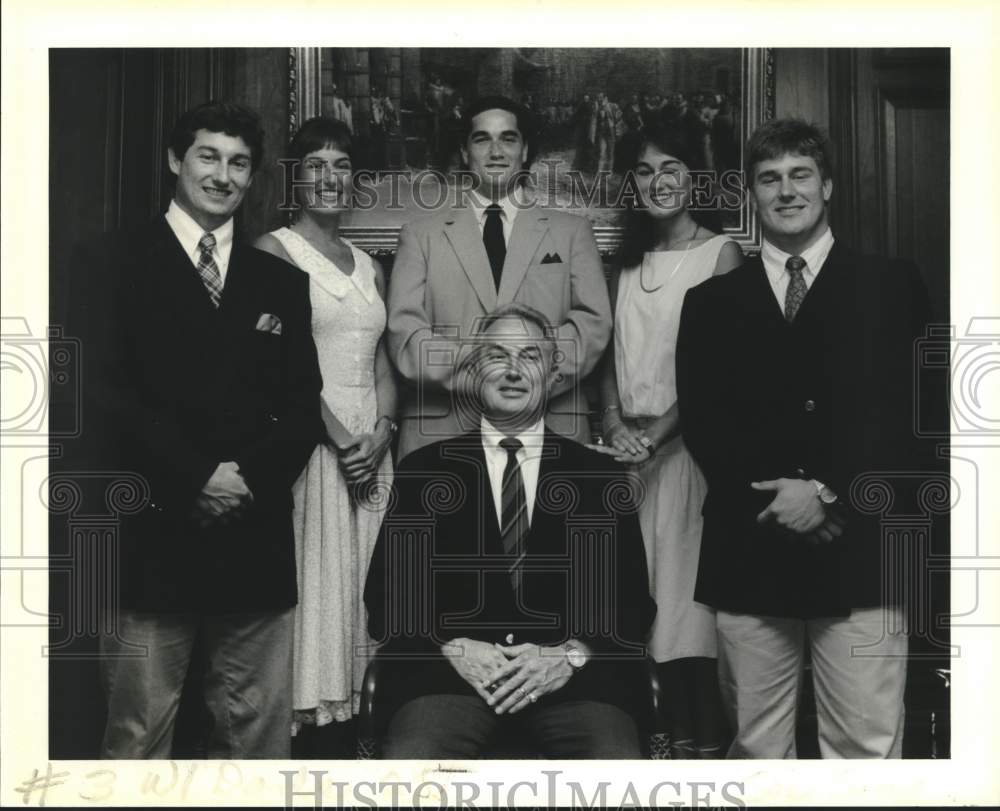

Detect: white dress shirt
760,227,835,316
480,416,545,528
469,189,523,247
164,199,235,283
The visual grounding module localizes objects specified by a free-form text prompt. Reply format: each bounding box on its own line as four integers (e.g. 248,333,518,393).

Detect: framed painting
289,47,774,255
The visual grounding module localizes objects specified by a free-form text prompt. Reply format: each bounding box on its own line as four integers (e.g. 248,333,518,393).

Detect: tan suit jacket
387,202,611,458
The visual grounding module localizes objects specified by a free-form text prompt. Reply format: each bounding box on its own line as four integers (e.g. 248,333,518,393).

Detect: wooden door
830,48,949,321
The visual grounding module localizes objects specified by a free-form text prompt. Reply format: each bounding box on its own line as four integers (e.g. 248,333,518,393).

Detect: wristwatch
813,479,838,505
564,641,588,671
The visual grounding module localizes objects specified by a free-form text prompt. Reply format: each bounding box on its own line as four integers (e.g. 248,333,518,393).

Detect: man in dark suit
676,118,933,758
365,303,655,758
70,102,323,758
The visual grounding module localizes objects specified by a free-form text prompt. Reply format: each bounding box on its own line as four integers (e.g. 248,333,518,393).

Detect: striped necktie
499,437,528,590
197,232,223,307
784,255,808,322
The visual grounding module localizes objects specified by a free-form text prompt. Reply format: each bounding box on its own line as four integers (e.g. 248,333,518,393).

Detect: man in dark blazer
387,95,611,459
70,102,323,758
365,303,655,758
676,118,933,758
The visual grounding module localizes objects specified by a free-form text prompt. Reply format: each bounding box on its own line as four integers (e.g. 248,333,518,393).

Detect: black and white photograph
2,4,998,807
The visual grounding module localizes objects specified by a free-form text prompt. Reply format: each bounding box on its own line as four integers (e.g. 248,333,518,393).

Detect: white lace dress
268,228,392,731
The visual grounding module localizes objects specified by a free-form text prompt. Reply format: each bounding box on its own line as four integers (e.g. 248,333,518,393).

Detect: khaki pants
717,606,907,758
100,608,294,759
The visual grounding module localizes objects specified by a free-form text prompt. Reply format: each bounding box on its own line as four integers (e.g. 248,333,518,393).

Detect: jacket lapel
219,242,253,317
440,432,502,553
523,430,569,552
743,256,788,328
792,241,846,324
152,216,226,318
452,427,563,554
497,206,548,304
442,207,498,312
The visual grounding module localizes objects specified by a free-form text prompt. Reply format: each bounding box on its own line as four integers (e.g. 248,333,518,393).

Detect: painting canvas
292,47,773,253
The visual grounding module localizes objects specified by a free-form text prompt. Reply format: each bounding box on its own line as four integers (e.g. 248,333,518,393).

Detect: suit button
505,633,515,645
804,399,816,412
796,468,806,477
267,413,279,423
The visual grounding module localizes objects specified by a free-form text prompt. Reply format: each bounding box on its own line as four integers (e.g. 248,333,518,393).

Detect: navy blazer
364,429,656,720
69,217,323,612
676,242,935,617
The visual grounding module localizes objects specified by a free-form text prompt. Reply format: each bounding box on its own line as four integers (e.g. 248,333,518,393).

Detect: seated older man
364,303,656,758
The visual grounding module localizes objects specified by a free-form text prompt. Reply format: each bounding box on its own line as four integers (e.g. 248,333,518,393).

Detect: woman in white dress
595,123,742,758
254,117,396,757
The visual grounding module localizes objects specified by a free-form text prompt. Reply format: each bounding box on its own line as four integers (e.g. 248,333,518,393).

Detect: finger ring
516,687,525,698
529,692,538,703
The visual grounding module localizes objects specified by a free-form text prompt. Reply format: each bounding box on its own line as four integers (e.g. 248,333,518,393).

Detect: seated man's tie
499,437,528,590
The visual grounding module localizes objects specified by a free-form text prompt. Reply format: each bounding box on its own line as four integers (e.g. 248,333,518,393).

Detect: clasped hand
441,638,509,704
338,425,392,484
443,639,573,714
191,461,253,527
751,477,846,544
483,643,573,715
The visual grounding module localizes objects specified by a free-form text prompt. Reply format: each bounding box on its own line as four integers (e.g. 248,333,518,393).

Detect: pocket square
540,252,563,264
255,313,283,335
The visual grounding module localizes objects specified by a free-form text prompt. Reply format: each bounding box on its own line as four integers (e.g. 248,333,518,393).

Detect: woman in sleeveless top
594,123,743,758
254,117,397,757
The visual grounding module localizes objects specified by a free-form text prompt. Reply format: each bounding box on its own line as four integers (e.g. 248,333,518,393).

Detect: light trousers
100,608,294,759
717,606,907,758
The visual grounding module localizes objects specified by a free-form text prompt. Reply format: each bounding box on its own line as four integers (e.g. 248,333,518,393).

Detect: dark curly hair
168,101,265,173
616,121,721,270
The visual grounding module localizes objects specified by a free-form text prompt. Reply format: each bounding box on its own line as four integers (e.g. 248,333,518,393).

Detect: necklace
639,223,702,293
290,225,354,274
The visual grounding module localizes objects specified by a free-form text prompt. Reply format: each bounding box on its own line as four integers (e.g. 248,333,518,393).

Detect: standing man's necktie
483,204,506,291
197,232,223,308
499,437,528,590
784,255,808,322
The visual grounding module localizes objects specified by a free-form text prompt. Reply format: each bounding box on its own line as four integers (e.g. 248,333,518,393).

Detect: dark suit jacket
69,217,323,613
675,243,934,618
363,429,656,720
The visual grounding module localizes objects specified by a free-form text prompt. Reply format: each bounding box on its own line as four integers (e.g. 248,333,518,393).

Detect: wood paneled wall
769,48,948,320
50,47,948,328
47,48,951,759
49,48,291,332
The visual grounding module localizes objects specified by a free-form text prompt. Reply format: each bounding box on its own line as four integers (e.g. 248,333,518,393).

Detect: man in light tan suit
388,95,612,458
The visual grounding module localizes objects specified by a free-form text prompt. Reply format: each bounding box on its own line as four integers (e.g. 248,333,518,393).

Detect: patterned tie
197,232,223,307
499,437,528,590
483,204,506,291
784,255,808,322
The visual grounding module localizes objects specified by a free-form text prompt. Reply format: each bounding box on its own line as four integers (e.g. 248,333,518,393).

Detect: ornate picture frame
289,47,774,256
